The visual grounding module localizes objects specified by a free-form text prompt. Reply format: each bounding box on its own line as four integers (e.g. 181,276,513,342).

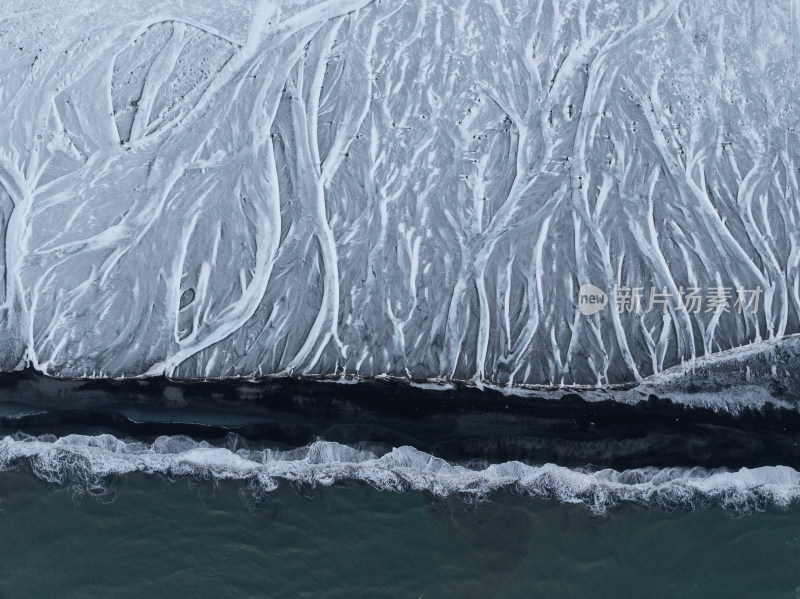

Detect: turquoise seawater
1,470,799,598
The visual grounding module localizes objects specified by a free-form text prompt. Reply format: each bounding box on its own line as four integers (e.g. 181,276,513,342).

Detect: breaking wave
1,433,799,514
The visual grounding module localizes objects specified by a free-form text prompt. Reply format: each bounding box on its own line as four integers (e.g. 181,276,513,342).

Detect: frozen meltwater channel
0,0,799,386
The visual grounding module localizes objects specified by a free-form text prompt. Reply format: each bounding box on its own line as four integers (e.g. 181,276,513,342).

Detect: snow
0,0,798,389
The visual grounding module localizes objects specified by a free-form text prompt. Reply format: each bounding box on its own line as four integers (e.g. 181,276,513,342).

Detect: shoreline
1,370,799,471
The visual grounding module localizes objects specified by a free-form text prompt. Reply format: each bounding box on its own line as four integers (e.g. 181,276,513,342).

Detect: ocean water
2,375,800,596
1,470,799,599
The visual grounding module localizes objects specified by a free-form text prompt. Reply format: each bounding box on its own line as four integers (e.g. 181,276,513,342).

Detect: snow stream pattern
1,0,799,387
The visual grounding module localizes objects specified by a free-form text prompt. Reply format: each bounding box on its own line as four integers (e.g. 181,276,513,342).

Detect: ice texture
0,0,799,385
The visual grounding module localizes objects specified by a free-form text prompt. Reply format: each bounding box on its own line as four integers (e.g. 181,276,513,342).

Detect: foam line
2,433,799,514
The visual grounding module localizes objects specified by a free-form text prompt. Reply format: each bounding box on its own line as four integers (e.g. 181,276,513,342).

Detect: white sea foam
1,433,799,514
